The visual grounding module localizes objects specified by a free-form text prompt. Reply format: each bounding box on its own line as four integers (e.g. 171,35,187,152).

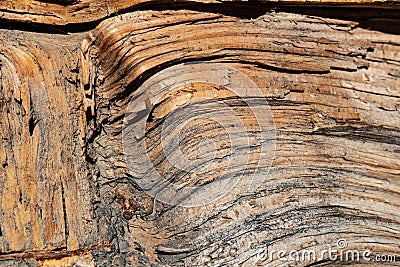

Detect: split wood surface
0,1,399,266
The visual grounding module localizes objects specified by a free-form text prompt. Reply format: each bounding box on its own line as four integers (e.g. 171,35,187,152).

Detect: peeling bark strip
0,3,399,267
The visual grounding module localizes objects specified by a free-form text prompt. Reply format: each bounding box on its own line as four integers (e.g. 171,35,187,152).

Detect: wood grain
0,30,98,257
0,0,399,25
82,10,400,266
0,3,399,267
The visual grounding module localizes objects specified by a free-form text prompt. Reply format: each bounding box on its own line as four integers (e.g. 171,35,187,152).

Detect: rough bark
0,1,399,267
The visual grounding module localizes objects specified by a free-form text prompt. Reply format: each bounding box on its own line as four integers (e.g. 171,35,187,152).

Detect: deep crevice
311,125,400,146
35,0,80,6
28,115,38,136
60,181,69,245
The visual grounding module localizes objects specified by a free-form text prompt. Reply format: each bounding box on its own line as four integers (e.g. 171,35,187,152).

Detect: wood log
0,1,399,266
0,0,399,25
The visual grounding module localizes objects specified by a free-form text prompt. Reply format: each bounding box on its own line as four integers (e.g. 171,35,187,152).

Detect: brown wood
0,0,399,25
0,1,399,267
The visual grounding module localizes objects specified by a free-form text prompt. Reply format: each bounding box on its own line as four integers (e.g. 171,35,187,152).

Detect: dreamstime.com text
255,239,397,264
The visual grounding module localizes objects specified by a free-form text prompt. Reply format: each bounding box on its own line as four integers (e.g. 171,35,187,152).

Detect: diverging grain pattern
81,10,400,266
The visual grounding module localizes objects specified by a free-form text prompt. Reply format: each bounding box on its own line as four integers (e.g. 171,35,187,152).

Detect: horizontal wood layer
0,0,399,25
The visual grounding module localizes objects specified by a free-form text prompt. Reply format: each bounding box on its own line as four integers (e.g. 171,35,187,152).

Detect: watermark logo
336,239,348,249
122,62,276,207
255,239,397,264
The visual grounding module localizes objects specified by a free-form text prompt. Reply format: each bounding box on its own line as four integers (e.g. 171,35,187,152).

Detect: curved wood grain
0,4,398,267
82,10,400,266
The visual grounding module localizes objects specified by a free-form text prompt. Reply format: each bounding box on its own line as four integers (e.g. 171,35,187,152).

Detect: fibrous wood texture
0,0,399,25
0,1,400,267
0,30,103,266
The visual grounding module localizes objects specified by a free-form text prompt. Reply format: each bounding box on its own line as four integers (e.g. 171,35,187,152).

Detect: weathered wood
0,0,399,25
83,10,400,266
0,2,399,267
0,30,100,263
